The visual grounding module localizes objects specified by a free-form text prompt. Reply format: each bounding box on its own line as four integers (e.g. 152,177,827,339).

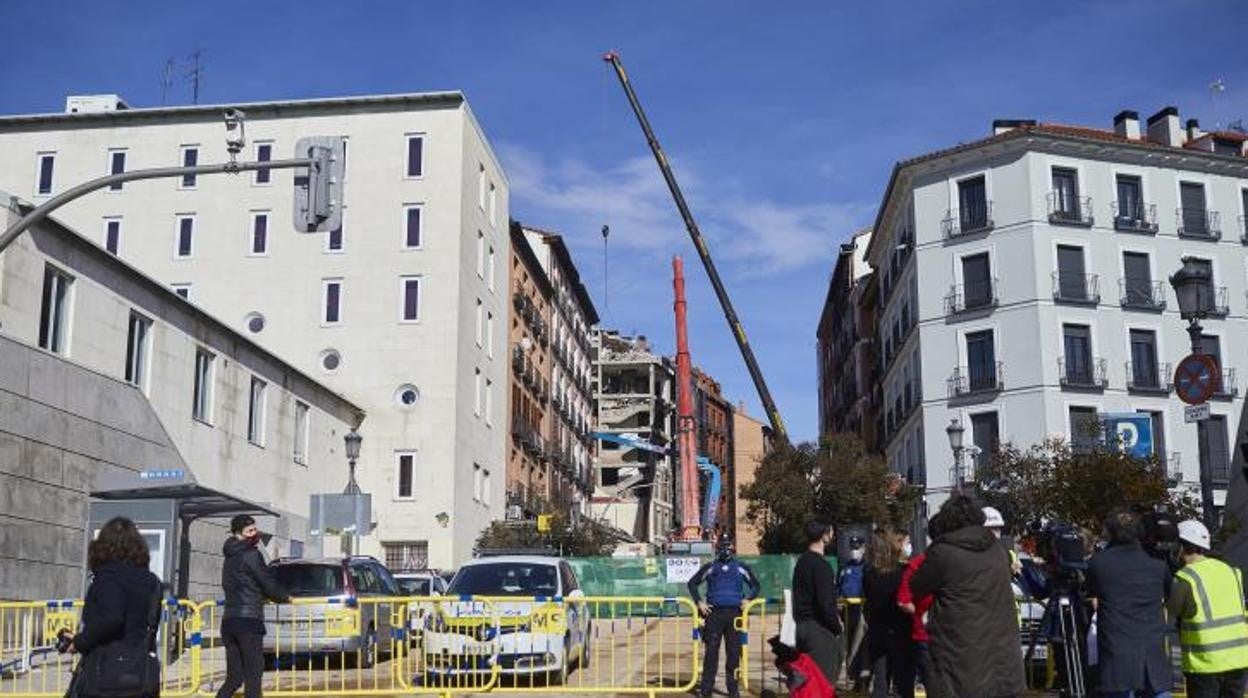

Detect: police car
421,554,590,682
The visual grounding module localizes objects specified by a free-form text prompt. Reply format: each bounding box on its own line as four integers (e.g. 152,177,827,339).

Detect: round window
320,349,342,373
395,384,420,406
244,312,266,334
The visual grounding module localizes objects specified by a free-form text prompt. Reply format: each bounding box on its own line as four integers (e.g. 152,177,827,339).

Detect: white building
865,107,1248,526
0,92,510,569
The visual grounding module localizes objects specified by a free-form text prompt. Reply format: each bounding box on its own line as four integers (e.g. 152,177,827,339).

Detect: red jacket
787,653,836,698
897,552,932,642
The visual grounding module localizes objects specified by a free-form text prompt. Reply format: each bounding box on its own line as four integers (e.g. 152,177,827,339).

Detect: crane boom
603,51,789,444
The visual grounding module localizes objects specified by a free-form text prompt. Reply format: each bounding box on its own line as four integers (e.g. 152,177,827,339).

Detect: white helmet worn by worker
1177,519,1211,551
983,506,1005,529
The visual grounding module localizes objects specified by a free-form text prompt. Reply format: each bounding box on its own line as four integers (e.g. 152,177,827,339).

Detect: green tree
474,513,617,557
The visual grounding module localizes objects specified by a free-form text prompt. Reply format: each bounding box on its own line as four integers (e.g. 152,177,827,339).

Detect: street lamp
946,417,966,492
1170,257,1212,354
343,429,362,495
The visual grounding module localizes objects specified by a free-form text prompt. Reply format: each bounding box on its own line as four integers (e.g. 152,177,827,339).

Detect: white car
421,555,590,682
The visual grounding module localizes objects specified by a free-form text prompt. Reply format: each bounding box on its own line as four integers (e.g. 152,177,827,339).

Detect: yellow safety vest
1175,558,1248,674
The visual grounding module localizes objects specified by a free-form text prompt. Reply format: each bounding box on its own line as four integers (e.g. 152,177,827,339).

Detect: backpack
71,585,162,698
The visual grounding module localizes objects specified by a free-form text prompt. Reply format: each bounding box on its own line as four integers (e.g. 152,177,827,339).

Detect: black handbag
73,587,162,698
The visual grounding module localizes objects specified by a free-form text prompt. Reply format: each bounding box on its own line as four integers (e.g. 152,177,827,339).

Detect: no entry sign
1174,354,1220,405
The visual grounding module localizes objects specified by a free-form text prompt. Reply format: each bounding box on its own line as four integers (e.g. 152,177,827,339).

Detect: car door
559,562,587,652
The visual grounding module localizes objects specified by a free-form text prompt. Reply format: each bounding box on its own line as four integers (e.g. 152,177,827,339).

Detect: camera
1142,510,1181,572
55,628,73,654
223,108,247,157
1030,520,1088,576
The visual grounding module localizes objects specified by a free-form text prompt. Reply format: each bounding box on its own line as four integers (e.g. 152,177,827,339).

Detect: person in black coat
863,527,918,698
65,517,163,696
217,515,289,698
1085,509,1173,698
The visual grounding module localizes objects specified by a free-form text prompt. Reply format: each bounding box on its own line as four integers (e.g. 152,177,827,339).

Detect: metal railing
1125,361,1172,393
1111,200,1158,233
1052,271,1100,304
942,201,994,239
1209,285,1231,317
1047,192,1094,226
1177,207,1222,240
1059,356,1108,389
944,278,999,315
1118,278,1166,310
947,362,1004,397
1215,368,1239,397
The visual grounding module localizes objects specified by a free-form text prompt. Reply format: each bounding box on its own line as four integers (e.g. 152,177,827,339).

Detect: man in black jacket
791,519,843,685
217,515,289,698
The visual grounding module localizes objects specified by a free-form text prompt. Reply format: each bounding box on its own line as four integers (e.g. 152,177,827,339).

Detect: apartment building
0,92,509,568
862,106,1248,526
732,405,773,555
0,198,363,598
692,367,735,533
591,330,676,543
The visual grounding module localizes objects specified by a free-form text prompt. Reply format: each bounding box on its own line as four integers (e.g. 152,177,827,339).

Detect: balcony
944,278,999,316
1048,193,1094,227
947,362,1003,398
1213,368,1238,399
1209,286,1231,318
1118,279,1166,311
512,345,526,371
1059,357,1108,390
1052,272,1101,305
1163,452,1182,486
1177,208,1221,240
942,202,994,239
1112,200,1159,234
1125,361,1173,395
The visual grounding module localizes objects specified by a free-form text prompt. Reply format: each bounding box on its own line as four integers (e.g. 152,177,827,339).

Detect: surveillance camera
223,108,246,157
223,108,246,126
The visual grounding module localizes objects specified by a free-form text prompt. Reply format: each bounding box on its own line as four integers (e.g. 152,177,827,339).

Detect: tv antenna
601,224,610,315
1210,78,1226,130
186,48,206,105
160,58,176,105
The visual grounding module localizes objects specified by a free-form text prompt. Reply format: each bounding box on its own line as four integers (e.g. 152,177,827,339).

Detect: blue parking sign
1102,413,1153,459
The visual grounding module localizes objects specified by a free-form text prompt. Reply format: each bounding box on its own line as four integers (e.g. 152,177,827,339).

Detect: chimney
992,119,1037,136
1113,110,1141,139
1186,118,1204,143
1146,106,1182,147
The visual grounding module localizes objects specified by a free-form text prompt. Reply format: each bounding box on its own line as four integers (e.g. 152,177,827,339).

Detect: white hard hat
982,506,1005,529
1177,520,1211,550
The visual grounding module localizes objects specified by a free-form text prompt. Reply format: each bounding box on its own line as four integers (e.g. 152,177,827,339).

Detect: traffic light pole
0,157,313,255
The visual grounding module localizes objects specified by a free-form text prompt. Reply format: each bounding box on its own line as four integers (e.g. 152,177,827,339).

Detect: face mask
245,532,261,546
716,548,732,562
850,549,864,562
901,542,913,558
990,529,1002,540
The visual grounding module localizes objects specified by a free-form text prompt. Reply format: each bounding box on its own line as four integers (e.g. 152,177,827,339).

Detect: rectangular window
1179,182,1209,235
485,378,493,426
404,205,422,249
172,284,192,300
255,143,272,184
406,135,424,177
1199,415,1231,486
38,265,72,354
1056,244,1087,300
487,312,495,357
1116,174,1144,221
478,164,486,209
180,146,199,188
1189,258,1217,309
965,329,996,391
294,401,309,465
383,541,429,572
1139,410,1167,460
175,216,194,258
36,153,55,195
473,464,483,502
250,213,268,255
327,218,344,252
1051,167,1080,219
400,276,421,322
482,469,492,506
970,412,999,474
108,150,126,191
1069,406,1101,452
1062,324,1093,384
125,311,151,388
1201,334,1223,374
474,368,483,417
958,176,989,230
396,452,415,500
476,232,485,278
475,299,484,346
192,349,214,423
1129,329,1160,388
488,182,497,226
105,218,121,255
1122,251,1152,305
961,253,992,308
488,246,496,292
323,279,342,324
247,376,266,446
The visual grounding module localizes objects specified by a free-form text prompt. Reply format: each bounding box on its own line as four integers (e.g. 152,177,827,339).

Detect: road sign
1185,403,1211,423
1102,413,1153,458
536,514,553,533
1174,354,1220,405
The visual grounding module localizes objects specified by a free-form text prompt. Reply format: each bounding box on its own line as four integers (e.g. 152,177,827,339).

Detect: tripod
1026,582,1087,698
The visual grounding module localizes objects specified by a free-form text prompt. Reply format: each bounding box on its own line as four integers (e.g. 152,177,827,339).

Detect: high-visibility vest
1175,558,1248,674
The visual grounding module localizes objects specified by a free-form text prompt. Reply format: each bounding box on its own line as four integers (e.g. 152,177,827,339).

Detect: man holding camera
1167,520,1248,697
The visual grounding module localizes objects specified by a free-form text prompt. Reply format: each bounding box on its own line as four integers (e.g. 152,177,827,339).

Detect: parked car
395,570,449,596
263,556,400,668
422,554,590,682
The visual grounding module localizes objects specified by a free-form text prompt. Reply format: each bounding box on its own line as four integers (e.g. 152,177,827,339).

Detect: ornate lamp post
1169,257,1212,354
343,429,363,495
946,417,966,493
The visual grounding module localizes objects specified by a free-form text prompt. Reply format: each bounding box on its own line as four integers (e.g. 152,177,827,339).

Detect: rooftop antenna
601,224,610,316
186,48,205,105
160,58,176,105
1210,78,1226,130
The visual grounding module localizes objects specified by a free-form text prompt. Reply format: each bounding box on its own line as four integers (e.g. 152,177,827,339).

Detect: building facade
863,107,1248,526
692,367,735,534
0,92,510,568
0,199,362,598
731,405,772,555
591,330,676,544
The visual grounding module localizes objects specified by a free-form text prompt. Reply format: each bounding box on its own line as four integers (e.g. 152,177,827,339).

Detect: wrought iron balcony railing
1052,271,1100,304
1048,192,1094,227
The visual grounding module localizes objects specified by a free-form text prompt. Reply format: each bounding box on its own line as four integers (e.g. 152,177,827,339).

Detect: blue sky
3,1,1246,441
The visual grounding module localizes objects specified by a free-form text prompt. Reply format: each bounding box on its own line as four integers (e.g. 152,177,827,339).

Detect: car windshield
274,564,344,596
397,578,431,595
448,562,558,597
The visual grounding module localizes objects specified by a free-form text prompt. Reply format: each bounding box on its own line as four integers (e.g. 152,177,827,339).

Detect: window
1179,182,1210,237
482,469,492,506
1061,324,1094,385
965,330,996,392
478,164,486,209
400,276,421,322
1122,251,1155,307
255,143,273,184
476,232,485,278
104,218,121,255
340,138,348,179
327,217,343,252
1050,167,1081,221
406,135,424,177
382,542,429,572
488,182,497,226
958,176,989,231
474,368,483,417
192,349,214,423
1199,415,1231,486
1116,174,1145,222
323,279,342,324
475,299,484,346
1189,257,1218,313
962,253,993,309
1140,410,1167,462
1201,335,1224,385
473,464,483,502
36,153,55,195
404,205,422,249
396,452,415,500
1056,244,1089,301
171,284,192,300
488,246,496,292
1069,406,1101,452
487,312,495,357
320,349,342,373
175,215,194,258
485,378,493,426
180,146,199,188
1129,329,1160,389
125,312,151,388
294,401,309,465
250,213,269,255
107,149,126,191
970,412,999,474
38,265,72,354
247,376,266,446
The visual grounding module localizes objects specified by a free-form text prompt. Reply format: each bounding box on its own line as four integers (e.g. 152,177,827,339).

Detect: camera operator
1086,509,1173,698
1019,521,1094,698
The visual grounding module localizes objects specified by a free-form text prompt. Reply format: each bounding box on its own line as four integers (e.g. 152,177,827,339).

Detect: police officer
1166,520,1248,697
688,533,761,698
840,536,868,690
